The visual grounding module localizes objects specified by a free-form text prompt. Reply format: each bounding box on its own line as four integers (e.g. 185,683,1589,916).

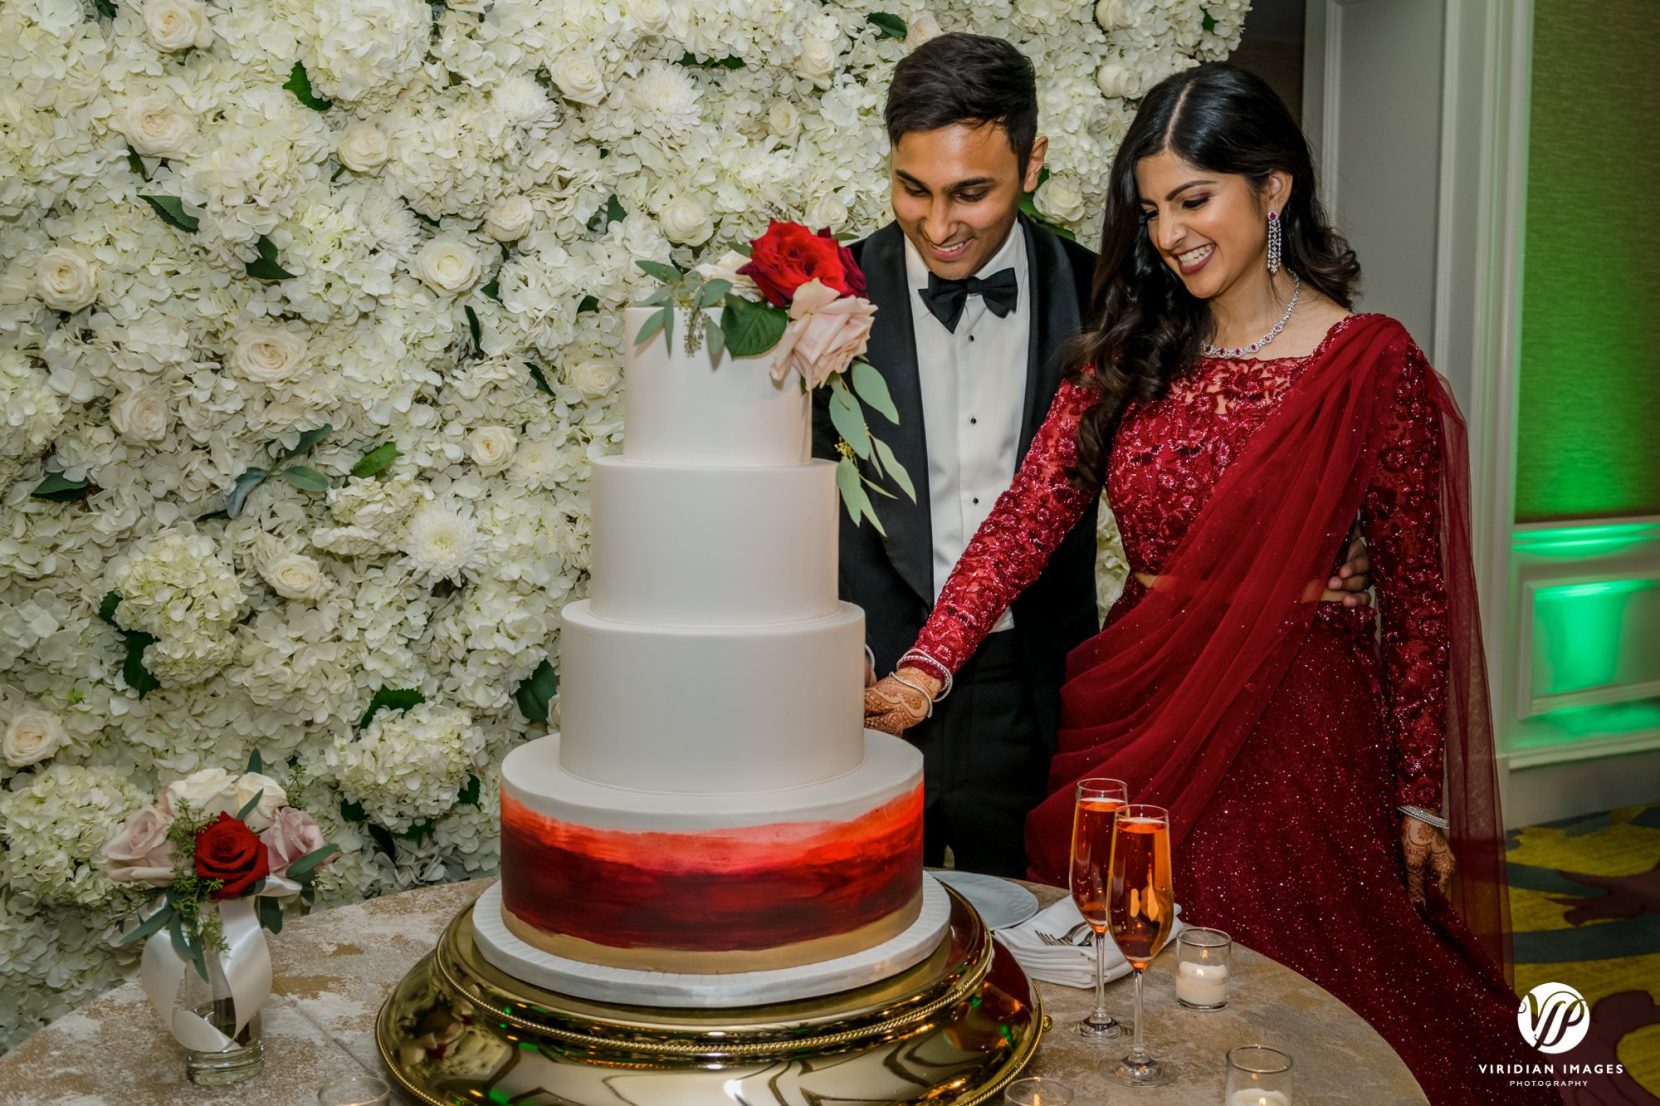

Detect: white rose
550,54,606,106
567,358,619,400
415,239,481,294
226,771,288,832
692,250,763,301
116,96,196,160
795,38,839,88
232,328,310,384
484,195,534,242
3,710,69,768
628,0,669,34
35,247,98,312
1095,0,1132,30
766,101,801,138
110,387,172,443
262,552,332,602
1035,174,1088,223
805,194,849,232
143,0,213,51
1096,62,1139,99
905,12,942,47
162,767,237,817
468,426,517,474
337,121,390,174
658,195,713,246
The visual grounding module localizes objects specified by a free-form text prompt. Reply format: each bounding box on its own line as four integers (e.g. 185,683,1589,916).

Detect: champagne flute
1069,777,1129,1039
1108,803,1176,1086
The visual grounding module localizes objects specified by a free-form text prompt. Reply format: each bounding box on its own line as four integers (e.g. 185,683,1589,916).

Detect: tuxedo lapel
858,223,934,605
1018,217,1086,458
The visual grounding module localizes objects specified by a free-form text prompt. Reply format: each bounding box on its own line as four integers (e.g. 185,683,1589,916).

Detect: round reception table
0,877,1427,1105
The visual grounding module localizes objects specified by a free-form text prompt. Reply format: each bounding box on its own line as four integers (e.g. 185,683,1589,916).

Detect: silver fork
1035,921,1093,946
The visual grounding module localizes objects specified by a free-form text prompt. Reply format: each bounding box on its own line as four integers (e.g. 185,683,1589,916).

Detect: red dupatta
1024,315,1512,982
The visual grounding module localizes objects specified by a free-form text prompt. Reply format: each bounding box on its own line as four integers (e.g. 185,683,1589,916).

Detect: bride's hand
863,667,939,736
1400,815,1455,907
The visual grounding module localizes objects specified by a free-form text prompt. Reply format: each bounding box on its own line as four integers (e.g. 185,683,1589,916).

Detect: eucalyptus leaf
634,307,668,347
234,788,265,822
828,385,871,459
635,260,682,283
873,435,917,502
168,911,209,983
116,903,174,948
283,843,340,882
835,457,885,536
281,466,331,493
285,424,332,460
850,360,900,423
225,467,269,519
704,312,725,361
696,279,732,308
246,749,263,774
257,895,285,935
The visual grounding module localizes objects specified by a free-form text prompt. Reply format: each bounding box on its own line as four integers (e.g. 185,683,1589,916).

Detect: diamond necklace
1201,276,1303,359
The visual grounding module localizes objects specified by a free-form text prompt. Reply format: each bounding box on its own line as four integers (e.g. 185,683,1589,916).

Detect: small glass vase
179,949,265,1086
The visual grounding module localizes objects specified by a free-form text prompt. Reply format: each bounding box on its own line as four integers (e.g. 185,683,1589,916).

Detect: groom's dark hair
885,33,1039,174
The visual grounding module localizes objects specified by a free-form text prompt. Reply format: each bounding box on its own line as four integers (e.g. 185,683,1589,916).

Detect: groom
818,33,1369,878
812,34,1100,878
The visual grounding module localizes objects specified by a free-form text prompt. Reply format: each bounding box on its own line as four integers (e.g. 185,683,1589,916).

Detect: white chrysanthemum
307,0,430,105
0,765,149,909
325,702,486,832
357,183,423,258
627,61,702,135
402,502,485,583
312,471,432,557
492,75,556,126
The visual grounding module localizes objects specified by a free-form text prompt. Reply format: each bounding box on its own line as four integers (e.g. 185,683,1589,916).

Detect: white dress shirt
904,225,1030,632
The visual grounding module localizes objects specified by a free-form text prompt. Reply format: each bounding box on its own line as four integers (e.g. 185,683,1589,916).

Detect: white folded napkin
993,896,1183,988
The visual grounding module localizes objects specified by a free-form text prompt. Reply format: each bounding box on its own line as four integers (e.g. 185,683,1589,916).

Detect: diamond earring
1267,210,1282,275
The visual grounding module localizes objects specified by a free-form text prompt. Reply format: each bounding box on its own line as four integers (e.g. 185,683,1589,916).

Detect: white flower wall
0,0,1247,1048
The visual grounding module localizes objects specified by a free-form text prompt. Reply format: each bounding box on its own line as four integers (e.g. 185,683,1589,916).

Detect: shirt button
972,497,980,505
968,335,976,342
969,417,978,425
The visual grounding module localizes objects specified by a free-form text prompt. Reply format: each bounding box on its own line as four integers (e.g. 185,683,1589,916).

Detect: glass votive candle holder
1176,926,1231,1010
1004,1074,1074,1105
318,1074,391,1106
1224,1044,1293,1105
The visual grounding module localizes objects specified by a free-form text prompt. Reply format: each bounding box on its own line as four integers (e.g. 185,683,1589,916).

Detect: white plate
929,870,1041,930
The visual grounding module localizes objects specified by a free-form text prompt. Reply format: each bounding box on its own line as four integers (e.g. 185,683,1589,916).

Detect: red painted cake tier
500,784,924,968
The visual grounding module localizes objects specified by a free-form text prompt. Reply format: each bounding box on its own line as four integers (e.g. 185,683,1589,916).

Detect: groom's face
890,122,1046,281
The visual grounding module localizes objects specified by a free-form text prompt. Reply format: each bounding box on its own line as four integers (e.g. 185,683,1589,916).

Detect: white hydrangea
105,527,247,642
325,702,486,832
305,0,431,106
0,764,149,909
0,350,63,461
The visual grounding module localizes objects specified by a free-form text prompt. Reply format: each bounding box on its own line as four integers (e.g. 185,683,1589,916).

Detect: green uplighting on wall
1530,578,1656,698
1516,0,1660,521
1512,522,1658,560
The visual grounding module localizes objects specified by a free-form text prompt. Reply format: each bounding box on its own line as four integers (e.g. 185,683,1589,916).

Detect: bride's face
890,122,1047,281
1134,149,1287,301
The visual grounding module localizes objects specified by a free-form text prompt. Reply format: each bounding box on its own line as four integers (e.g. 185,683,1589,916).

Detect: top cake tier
623,306,810,468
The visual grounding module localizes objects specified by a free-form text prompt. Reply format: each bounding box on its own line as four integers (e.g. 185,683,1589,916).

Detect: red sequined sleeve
1361,340,1450,810
909,378,1099,674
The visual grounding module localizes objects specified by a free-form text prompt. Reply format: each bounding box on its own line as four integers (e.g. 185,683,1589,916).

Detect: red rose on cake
740,220,867,306
194,812,271,899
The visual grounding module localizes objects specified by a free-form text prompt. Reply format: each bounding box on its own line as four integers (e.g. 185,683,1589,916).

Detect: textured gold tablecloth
0,877,1426,1105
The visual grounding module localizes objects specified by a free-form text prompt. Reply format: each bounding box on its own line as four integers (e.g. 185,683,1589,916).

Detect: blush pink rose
103,804,177,885
770,279,878,389
259,806,329,879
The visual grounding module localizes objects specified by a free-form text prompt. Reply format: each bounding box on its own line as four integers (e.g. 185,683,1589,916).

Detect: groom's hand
864,667,939,736
1322,531,1372,607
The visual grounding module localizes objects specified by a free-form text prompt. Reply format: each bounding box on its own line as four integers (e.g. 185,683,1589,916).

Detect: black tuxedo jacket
812,217,1102,754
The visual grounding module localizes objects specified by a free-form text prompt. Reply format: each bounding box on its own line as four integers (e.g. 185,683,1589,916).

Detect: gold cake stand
376,884,1046,1105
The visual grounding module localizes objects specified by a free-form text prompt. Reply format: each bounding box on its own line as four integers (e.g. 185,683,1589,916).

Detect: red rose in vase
194,812,270,899
739,221,866,306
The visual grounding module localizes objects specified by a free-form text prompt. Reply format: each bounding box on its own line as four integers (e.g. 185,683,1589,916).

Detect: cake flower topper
634,220,915,534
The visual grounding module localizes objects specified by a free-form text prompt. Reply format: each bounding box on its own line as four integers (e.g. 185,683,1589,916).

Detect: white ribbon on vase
138,876,299,1051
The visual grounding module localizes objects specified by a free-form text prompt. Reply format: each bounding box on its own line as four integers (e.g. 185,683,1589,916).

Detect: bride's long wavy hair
1066,63,1361,482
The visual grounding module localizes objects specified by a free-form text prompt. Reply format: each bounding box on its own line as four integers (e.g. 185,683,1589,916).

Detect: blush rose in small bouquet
634,219,915,533
104,753,337,1076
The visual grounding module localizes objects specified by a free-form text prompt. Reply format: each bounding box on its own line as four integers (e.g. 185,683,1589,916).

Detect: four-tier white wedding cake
495,307,928,977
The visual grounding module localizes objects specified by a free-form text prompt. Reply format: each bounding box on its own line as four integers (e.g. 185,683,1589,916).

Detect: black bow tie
919,267,1019,333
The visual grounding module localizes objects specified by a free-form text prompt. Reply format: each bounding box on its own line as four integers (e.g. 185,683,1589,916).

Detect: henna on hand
863,675,930,737
1400,815,1455,907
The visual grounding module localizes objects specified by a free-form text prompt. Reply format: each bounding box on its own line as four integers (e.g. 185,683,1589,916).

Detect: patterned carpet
1506,802,1660,1103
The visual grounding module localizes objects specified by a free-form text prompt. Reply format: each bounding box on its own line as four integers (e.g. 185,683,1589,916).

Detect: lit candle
1226,1091,1289,1106
1176,959,1229,1006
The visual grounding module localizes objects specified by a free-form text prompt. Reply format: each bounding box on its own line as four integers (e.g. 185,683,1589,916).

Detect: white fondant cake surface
505,730,920,833
557,600,866,793
587,457,838,627
474,876,952,1007
623,307,808,468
